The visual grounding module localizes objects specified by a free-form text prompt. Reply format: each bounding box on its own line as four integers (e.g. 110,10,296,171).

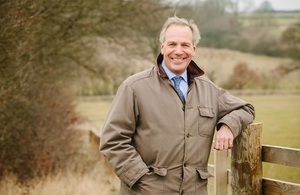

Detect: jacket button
183,163,187,167
186,133,190,138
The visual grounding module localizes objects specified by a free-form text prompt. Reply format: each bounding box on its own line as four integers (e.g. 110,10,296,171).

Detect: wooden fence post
231,122,263,195
214,150,228,195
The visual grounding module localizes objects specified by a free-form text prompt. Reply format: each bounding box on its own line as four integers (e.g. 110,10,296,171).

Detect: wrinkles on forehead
164,25,194,46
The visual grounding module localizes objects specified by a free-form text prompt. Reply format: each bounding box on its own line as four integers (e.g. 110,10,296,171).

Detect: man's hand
214,124,234,150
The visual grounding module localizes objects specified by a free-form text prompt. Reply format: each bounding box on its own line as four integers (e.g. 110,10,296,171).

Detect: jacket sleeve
99,83,149,188
216,89,255,138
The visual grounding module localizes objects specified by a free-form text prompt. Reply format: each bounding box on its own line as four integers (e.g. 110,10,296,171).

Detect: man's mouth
171,57,186,62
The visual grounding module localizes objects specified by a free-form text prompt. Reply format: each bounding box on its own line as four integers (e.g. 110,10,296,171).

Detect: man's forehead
164,26,193,42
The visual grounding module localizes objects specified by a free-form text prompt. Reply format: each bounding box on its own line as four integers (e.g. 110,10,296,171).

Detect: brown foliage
224,62,261,89
0,0,171,184
0,0,83,183
281,23,300,60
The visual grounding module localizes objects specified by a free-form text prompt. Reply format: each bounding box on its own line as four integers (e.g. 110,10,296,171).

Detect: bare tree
0,0,170,183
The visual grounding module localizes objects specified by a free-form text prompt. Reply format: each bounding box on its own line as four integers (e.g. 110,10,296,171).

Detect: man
100,16,255,195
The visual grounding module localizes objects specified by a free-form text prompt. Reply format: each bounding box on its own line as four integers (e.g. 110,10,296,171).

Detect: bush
281,23,300,60
0,64,83,183
0,0,83,183
223,62,261,89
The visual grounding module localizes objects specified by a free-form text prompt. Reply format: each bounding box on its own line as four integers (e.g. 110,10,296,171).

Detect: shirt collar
161,60,188,83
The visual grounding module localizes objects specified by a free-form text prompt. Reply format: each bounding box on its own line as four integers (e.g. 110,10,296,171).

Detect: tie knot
172,76,183,87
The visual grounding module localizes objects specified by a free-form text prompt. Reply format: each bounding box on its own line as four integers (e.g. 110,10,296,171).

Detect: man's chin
171,68,185,75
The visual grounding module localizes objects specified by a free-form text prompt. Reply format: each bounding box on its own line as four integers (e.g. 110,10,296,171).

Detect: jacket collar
156,53,204,80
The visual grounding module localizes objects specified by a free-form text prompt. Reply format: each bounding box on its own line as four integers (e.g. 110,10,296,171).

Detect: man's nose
174,45,184,54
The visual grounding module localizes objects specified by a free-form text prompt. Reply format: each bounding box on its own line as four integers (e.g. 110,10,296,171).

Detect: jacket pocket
196,167,214,180
195,168,213,195
134,167,166,193
148,166,167,176
198,106,215,137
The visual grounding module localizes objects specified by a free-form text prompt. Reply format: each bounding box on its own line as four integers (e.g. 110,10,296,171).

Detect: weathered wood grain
231,122,263,195
262,145,300,167
214,150,228,195
263,177,300,195
208,122,300,195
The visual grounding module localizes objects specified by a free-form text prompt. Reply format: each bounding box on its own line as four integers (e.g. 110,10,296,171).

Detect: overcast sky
167,0,300,11
253,0,300,11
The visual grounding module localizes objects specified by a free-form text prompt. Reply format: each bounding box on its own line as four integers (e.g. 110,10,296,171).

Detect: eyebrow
167,41,192,46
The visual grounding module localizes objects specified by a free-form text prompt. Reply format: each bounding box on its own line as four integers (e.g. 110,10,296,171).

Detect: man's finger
223,141,229,149
214,140,224,150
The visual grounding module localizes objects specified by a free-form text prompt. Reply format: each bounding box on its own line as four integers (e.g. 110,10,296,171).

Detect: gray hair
159,16,201,46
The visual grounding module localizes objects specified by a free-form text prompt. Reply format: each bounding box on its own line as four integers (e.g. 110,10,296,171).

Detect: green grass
239,94,300,148
75,97,112,127
76,94,300,183
238,94,300,183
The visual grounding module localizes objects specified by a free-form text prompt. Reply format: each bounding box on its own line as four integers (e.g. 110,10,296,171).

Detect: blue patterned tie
172,76,185,104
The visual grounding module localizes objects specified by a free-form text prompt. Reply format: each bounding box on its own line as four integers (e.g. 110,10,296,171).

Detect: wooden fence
90,122,300,194
209,122,300,195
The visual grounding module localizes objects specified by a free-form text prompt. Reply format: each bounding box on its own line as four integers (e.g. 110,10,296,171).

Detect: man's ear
160,43,164,55
192,45,196,57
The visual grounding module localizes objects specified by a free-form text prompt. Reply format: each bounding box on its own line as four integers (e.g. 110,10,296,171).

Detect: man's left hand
214,124,234,150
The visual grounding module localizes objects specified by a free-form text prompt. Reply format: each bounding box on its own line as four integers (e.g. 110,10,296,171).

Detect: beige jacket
100,54,255,195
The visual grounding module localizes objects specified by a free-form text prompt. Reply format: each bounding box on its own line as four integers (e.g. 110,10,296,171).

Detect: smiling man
100,16,255,195
160,24,196,75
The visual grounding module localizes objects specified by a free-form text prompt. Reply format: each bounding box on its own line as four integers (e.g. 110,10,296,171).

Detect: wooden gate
209,122,300,195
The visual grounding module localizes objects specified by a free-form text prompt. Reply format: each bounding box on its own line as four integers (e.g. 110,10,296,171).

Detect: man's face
160,25,196,75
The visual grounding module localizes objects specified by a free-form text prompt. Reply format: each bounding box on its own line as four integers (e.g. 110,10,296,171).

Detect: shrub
0,0,83,183
0,64,83,183
223,62,261,89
